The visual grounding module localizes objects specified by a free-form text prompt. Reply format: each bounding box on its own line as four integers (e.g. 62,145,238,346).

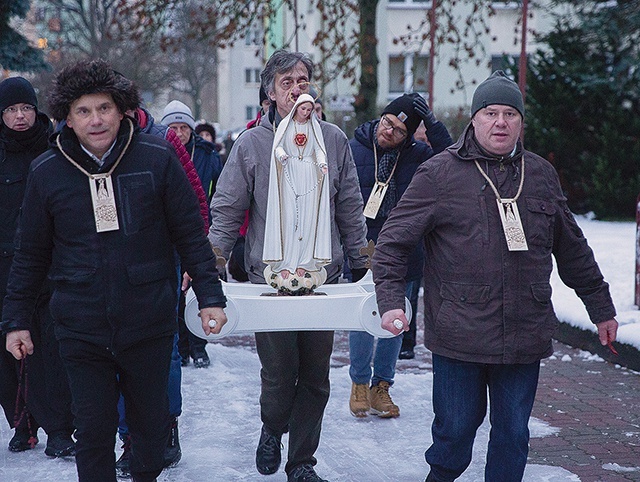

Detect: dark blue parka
186,134,222,203
1,119,225,351
349,119,452,280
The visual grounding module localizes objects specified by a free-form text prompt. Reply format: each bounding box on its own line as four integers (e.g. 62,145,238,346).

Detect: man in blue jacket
2,59,227,482
348,93,452,418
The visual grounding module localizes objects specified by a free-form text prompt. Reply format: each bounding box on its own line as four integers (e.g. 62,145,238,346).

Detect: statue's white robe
263,94,331,274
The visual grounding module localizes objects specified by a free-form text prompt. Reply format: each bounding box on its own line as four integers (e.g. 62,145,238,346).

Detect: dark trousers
177,284,207,359
24,293,74,437
0,293,73,438
59,335,174,482
255,330,333,475
401,278,421,351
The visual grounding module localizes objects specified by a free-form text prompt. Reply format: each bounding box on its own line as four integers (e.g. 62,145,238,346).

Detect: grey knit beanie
161,100,195,129
471,70,524,118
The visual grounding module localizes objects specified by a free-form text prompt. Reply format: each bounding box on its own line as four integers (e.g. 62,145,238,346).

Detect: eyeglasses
380,115,407,140
2,105,36,116
280,80,311,93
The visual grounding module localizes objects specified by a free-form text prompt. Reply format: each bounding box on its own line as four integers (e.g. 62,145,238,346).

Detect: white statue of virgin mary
262,93,332,294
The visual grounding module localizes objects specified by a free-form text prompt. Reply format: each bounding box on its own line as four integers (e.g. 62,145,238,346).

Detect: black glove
413,96,437,128
351,268,368,283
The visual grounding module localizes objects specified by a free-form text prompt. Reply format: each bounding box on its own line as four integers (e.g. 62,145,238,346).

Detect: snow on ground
550,216,640,348
0,216,637,481
0,343,581,482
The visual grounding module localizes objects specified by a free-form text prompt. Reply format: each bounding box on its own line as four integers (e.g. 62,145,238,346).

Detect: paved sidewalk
528,340,640,482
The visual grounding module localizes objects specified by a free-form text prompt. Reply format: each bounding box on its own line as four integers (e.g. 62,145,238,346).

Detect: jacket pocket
435,282,497,355
530,282,552,303
440,281,490,304
126,260,176,285
48,267,97,284
116,172,157,235
48,267,99,326
518,282,558,355
525,197,556,248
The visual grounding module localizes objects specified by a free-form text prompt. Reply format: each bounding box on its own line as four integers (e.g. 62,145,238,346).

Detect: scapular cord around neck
473,157,525,203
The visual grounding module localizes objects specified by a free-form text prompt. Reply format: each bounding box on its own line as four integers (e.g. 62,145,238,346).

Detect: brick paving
528,341,640,481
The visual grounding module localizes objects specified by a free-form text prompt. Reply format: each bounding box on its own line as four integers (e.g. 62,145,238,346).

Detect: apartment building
216,1,554,131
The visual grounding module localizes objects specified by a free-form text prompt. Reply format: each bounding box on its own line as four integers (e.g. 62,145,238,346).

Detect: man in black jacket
0,76,75,457
2,60,227,482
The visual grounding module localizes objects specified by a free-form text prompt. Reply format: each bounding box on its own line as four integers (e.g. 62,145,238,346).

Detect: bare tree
92,1,537,123
33,1,172,98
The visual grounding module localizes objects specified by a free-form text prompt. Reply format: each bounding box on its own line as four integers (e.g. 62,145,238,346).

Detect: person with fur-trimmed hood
1,59,227,482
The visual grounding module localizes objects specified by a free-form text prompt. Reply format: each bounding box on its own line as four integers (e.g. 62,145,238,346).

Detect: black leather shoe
255,426,282,475
191,348,210,368
45,432,75,457
9,430,38,452
287,464,329,482
399,349,415,360
115,435,131,478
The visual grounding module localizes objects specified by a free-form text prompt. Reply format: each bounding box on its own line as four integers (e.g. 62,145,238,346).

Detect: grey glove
413,96,437,128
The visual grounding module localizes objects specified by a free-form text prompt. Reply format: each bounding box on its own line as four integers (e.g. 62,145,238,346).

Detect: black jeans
59,335,173,482
255,330,334,475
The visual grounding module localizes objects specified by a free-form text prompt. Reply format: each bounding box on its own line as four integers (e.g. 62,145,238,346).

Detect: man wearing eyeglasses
346,94,452,419
0,77,76,458
209,49,368,482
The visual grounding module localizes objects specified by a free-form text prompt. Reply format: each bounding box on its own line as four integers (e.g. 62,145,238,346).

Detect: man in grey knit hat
371,70,618,481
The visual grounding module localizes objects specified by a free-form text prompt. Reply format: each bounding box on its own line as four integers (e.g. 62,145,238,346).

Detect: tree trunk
354,0,379,125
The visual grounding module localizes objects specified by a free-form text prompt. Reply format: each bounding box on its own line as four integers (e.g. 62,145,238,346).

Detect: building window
246,105,260,121
245,28,262,46
245,68,260,84
389,54,429,93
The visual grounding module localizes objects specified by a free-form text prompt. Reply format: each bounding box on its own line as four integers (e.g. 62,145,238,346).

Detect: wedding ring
208,319,217,329
393,319,404,330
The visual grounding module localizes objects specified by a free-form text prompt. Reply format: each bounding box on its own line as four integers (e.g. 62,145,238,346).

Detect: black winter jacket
2,120,226,351
0,113,52,312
